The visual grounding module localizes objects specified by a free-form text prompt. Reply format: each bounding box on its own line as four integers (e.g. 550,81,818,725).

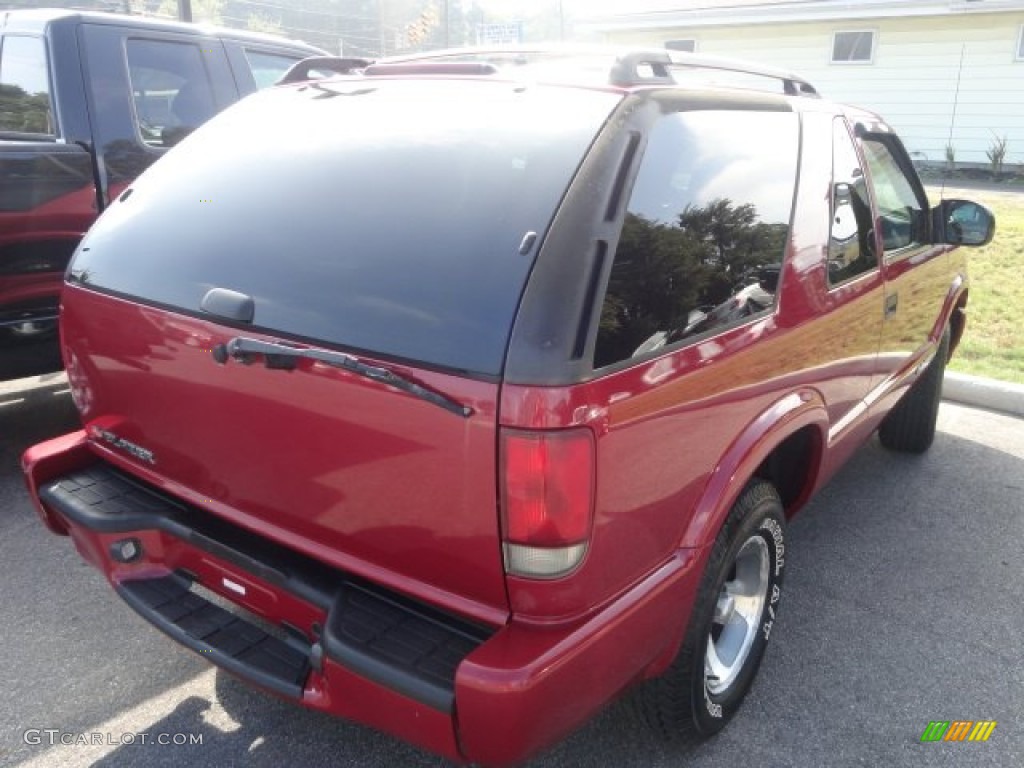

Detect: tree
156,0,223,23
246,11,282,34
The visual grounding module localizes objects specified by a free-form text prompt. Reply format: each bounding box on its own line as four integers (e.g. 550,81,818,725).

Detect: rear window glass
69,81,619,376
594,109,798,369
0,35,54,135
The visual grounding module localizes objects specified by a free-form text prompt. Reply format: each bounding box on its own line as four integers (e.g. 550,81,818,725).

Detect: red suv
22,48,994,765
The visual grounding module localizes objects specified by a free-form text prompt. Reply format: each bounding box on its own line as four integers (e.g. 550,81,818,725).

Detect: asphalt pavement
1,374,1021,768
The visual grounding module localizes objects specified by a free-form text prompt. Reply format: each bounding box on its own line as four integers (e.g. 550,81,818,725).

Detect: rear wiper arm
215,337,473,418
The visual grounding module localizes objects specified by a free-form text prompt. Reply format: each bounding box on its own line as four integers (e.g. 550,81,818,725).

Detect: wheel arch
948,284,968,360
679,389,828,550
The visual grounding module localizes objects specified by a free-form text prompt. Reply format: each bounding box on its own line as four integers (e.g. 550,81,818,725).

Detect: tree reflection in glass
0,84,52,134
597,201,786,367
594,109,798,369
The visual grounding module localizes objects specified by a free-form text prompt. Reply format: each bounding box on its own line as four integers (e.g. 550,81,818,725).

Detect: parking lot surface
1,374,1021,767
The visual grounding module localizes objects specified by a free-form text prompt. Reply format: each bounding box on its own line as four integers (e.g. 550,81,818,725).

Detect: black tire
0,318,58,341
878,329,950,454
634,480,786,741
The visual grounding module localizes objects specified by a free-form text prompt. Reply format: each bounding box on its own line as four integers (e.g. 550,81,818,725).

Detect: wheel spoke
705,633,730,684
733,578,757,597
704,534,771,696
732,593,761,622
713,592,736,625
715,611,749,667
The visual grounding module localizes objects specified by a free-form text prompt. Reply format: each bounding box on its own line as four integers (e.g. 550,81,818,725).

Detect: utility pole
444,0,450,48
179,0,193,23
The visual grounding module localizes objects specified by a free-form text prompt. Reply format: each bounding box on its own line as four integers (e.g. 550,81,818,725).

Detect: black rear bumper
40,464,495,711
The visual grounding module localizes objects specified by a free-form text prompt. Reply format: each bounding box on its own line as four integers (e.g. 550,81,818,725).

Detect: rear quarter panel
499,102,901,623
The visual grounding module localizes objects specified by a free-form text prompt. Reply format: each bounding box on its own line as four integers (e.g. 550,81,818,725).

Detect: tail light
500,428,595,579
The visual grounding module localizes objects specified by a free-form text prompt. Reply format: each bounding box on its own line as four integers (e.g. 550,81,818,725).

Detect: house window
832,30,875,63
665,39,697,53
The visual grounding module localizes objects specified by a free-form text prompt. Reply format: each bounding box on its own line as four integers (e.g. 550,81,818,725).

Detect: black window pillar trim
503,95,657,387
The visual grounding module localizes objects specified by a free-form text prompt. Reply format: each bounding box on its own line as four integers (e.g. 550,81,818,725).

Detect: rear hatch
61,77,620,616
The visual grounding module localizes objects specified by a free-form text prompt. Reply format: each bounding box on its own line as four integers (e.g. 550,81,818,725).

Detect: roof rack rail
277,47,820,99
363,61,500,77
278,56,373,84
381,46,820,98
609,50,675,87
656,49,819,98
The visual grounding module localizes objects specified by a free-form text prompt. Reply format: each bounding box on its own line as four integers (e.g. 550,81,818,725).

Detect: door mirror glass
941,200,995,247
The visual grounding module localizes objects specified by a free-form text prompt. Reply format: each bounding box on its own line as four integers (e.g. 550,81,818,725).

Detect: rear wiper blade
215,337,473,418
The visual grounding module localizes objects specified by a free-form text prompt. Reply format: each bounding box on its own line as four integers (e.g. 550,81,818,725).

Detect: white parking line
15,668,241,767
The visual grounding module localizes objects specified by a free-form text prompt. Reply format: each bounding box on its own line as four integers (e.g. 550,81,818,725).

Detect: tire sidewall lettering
758,518,785,640
702,508,786,722
761,517,785,576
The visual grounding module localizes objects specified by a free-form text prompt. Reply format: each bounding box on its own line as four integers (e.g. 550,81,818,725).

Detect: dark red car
22,48,994,765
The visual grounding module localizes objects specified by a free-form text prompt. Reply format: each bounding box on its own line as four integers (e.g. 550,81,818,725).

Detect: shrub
986,134,1008,179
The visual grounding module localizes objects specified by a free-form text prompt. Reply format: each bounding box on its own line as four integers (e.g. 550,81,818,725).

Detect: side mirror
936,199,996,247
757,265,780,293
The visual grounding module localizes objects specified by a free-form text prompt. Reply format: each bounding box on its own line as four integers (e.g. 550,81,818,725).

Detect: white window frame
1016,25,1024,61
831,29,876,65
665,39,698,54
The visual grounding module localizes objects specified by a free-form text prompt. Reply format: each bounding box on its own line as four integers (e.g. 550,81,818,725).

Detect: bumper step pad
118,572,311,699
324,583,492,712
41,466,188,531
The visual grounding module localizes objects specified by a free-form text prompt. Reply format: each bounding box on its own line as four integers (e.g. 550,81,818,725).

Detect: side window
594,110,798,370
828,119,876,285
860,138,927,251
0,36,54,135
126,39,217,148
244,50,303,88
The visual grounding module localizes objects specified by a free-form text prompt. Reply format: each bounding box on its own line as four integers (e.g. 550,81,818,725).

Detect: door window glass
126,39,216,147
244,49,302,88
861,138,927,251
828,119,876,285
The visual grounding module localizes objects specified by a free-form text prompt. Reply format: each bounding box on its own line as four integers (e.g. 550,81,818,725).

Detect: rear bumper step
27,451,700,765
325,582,489,712
39,463,493,712
118,572,311,699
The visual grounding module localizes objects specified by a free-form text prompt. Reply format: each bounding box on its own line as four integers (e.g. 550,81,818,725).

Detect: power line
229,0,381,25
